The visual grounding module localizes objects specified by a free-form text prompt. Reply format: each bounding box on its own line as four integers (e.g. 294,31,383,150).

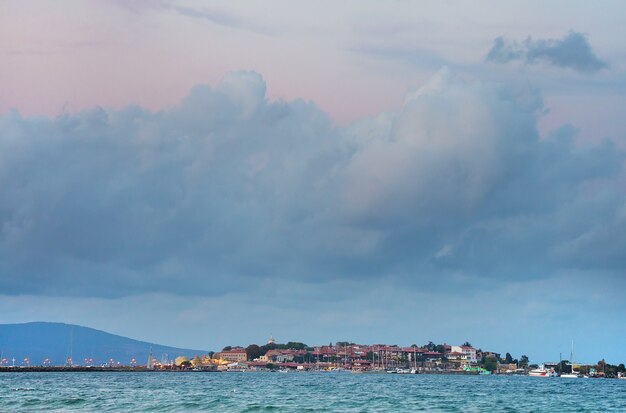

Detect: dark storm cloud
487,32,608,73
0,70,623,297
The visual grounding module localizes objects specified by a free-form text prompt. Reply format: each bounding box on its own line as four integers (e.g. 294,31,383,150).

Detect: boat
560,341,580,378
529,365,556,377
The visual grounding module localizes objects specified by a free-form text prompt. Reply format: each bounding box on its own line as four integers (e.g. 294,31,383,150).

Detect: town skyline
1,321,620,367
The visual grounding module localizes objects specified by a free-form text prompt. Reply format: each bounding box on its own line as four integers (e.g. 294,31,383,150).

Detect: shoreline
0,366,481,374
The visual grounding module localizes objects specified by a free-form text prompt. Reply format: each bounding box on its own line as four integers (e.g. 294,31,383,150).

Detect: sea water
1,372,625,412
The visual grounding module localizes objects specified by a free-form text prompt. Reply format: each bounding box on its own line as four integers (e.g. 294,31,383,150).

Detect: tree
484,357,498,372
246,344,263,361
286,342,308,350
504,353,514,364
222,346,232,352
519,355,529,368
462,342,472,347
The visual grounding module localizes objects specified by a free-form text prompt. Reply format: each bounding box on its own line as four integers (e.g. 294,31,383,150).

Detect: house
479,351,500,360
448,345,478,363
216,347,248,362
423,351,443,361
260,349,296,363
460,346,478,363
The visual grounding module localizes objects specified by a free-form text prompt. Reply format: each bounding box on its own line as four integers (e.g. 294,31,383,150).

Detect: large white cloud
0,69,623,297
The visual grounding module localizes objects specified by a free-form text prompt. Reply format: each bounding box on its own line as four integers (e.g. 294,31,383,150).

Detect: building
260,349,295,363
447,345,478,363
216,347,248,362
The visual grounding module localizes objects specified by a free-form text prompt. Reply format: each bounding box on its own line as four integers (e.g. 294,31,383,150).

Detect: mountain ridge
0,322,207,366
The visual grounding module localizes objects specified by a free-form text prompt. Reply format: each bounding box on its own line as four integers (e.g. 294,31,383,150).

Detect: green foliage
222,346,232,352
246,344,263,361
483,357,498,372
285,342,308,350
519,355,529,368
595,359,625,377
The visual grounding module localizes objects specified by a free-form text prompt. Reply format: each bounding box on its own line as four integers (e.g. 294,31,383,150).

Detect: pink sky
2,0,624,138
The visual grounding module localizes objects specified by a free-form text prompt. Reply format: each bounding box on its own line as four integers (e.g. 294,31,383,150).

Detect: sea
1,372,625,412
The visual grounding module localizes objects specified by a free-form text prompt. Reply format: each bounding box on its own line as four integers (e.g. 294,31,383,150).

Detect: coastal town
3,336,625,379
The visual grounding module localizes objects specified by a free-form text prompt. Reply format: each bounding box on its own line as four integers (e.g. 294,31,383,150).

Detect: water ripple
0,372,625,412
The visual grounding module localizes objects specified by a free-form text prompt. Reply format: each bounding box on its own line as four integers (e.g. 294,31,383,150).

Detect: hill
0,322,207,367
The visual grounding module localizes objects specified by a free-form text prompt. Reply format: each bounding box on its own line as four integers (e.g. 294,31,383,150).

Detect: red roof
219,349,246,354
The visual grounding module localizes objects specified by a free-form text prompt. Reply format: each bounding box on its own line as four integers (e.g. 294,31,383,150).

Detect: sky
1,0,625,364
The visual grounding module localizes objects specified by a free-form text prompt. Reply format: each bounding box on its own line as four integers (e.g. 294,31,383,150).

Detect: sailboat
560,341,580,378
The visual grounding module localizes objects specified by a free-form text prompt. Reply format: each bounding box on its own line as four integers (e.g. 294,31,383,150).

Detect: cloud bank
487,31,608,73
1,70,624,297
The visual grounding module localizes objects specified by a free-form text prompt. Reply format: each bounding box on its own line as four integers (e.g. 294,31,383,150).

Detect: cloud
350,45,448,70
0,69,624,298
107,0,275,36
487,31,608,73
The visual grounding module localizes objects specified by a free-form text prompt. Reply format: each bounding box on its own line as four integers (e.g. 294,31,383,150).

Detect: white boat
561,341,580,378
529,365,556,377
394,368,418,374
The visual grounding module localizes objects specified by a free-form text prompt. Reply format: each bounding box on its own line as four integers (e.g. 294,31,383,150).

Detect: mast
66,326,74,367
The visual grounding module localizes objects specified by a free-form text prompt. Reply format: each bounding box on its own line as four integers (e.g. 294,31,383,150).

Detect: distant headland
1,322,624,378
